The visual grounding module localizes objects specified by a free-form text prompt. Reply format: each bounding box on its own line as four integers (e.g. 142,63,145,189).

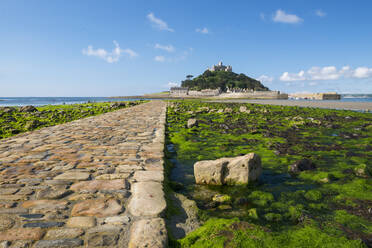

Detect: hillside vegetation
181,70,269,91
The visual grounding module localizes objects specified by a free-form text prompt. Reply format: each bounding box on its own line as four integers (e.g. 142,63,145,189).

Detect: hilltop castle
207,61,232,72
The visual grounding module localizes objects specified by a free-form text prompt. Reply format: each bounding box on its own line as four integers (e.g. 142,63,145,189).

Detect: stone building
289,92,341,100
208,61,232,72
170,87,189,96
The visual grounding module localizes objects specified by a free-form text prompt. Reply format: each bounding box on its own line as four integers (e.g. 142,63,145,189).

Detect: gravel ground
208,99,372,112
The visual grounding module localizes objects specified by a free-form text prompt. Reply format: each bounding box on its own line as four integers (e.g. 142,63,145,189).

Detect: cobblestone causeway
0,101,167,248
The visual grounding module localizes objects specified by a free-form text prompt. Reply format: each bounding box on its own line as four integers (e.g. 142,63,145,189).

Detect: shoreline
208,99,372,112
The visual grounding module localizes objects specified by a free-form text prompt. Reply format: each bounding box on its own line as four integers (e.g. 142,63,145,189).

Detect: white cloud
280,65,372,81
307,66,340,80
280,71,306,81
154,55,165,62
82,41,137,63
315,9,327,17
260,13,265,21
122,49,138,58
147,12,174,32
154,43,175,52
273,9,303,24
258,75,273,83
353,67,372,78
196,27,209,34
167,82,179,87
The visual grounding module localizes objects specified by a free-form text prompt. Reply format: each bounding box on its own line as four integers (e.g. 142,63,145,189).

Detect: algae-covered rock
218,205,232,210
264,213,282,222
289,159,316,173
304,190,322,202
212,194,231,203
25,120,42,130
1,107,16,113
248,191,274,207
194,153,262,185
248,208,258,219
110,102,127,108
354,164,371,178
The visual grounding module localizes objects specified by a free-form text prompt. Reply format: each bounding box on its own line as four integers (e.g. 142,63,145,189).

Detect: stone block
128,218,167,248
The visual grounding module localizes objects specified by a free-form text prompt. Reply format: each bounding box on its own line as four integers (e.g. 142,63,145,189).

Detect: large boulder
194,153,262,185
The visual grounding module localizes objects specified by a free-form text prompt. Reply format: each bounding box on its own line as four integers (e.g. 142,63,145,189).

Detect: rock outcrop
194,153,262,185
19,105,38,112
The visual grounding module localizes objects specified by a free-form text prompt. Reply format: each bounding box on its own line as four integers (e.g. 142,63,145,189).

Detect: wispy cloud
82,41,137,63
315,9,327,17
258,75,273,83
273,9,303,24
154,55,165,62
280,65,372,81
154,48,193,63
166,82,179,87
147,12,174,32
196,27,209,34
154,43,175,52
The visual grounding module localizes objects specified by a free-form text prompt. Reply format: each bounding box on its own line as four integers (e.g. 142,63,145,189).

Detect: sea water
0,97,141,106
0,94,371,106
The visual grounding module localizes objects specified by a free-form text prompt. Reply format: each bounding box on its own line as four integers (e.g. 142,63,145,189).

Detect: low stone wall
289,93,341,100
188,89,221,97
0,101,168,248
217,91,288,99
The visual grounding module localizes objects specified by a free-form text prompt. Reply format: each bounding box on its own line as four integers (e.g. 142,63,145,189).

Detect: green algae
166,100,372,247
248,191,274,207
304,190,322,202
177,218,365,248
0,101,145,139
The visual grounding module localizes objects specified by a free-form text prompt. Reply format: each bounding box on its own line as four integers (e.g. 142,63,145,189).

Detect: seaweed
0,101,145,139
166,100,372,247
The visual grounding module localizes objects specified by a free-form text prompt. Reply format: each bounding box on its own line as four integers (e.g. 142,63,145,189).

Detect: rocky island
170,62,288,99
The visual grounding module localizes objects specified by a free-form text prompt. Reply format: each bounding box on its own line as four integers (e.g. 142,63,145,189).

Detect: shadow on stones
167,192,200,240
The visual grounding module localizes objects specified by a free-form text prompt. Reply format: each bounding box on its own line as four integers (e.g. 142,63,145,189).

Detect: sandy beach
209,99,372,112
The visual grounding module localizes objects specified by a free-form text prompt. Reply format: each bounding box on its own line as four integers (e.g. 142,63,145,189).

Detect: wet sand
209,99,372,112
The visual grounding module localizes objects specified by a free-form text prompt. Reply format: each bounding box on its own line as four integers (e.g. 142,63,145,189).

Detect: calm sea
0,97,141,106
0,94,371,106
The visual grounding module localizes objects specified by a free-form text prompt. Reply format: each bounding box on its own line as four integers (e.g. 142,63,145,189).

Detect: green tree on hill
181,70,269,91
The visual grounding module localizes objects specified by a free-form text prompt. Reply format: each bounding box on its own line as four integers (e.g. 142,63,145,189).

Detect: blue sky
1,0,372,96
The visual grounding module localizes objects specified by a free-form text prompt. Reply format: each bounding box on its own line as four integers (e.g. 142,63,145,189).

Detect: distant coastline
1,95,372,110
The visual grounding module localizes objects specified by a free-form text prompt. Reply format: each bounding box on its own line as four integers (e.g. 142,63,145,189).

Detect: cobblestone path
0,101,167,248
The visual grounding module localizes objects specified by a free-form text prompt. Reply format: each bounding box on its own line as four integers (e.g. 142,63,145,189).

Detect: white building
207,61,232,72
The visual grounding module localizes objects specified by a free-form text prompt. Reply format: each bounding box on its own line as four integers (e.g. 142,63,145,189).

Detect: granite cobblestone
0,101,167,247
